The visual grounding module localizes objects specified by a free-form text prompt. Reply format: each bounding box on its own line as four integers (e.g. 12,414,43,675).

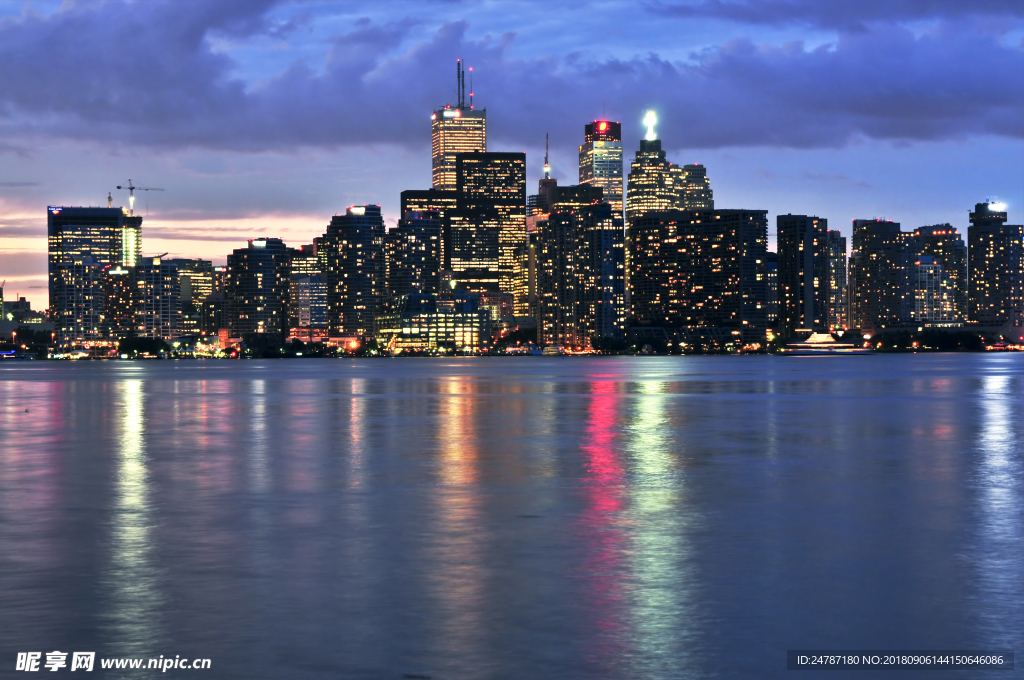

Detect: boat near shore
781,332,872,356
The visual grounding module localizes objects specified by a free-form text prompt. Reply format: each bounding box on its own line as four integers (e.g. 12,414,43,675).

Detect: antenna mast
469,66,474,109
456,59,465,108
544,133,550,179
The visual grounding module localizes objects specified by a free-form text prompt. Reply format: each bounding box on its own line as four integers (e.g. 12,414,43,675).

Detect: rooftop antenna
469,66,474,109
116,179,164,216
544,133,550,179
107,192,112,208
456,59,465,109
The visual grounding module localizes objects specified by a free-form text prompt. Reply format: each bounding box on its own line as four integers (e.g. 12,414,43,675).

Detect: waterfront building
456,152,527,294
226,237,291,338
849,219,909,331
512,241,537,317
910,255,957,325
102,265,134,339
202,293,226,334
431,60,486,191
287,274,328,329
165,258,213,335
534,185,625,348
579,120,624,215
968,202,1023,326
827,230,848,330
777,214,830,334
909,224,967,322
765,251,779,327
374,292,492,351
385,210,443,303
48,206,140,348
627,209,768,345
133,257,182,340
324,206,385,337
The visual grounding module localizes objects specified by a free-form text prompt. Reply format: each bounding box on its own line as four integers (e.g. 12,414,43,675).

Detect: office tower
910,255,957,324
579,120,624,215
627,209,769,344
909,225,967,322
287,274,328,329
324,205,385,337
777,214,830,334
534,185,625,348
202,293,226,334
401,189,460,270
121,215,142,267
226,237,291,338
849,219,908,331
48,206,135,348
374,291,492,352
102,265,134,339
455,152,527,293
385,210,443,304
679,164,714,211
968,202,1023,326
164,258,213,335
512,241,537,317
133,257,182,340
626,137,683,220
432,60,487,191
289,244,322,275
765,252,779,327
826,230,848,331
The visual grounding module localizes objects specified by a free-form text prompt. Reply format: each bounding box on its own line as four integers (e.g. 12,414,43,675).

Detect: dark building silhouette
777,214,830,334
226,237,291,338
968,202,1023,327
765,251,779,328
324,206,385,337
849,219,909,331
386,211,443,304
909,224,967,323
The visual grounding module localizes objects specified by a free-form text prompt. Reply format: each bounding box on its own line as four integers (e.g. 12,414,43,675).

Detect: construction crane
116,179,164,216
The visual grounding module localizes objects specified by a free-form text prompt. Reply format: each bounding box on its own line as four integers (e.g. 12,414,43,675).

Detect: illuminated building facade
288,274,327,329
455,152,526,293
324,205,386,337
165,258,213,335
910,256,957,324
778,214,830,334
967,202,1023,326
849,219,909,330
48,206,135,348
626,139,683,221
534,185,625,348
121,215,142,267
908,225,966,323
512,241,537,317
431,61,487,191
579,120,623,215
827,230,848,330
628,209,769,344
226,237,291,338
680,164,714,211
401,189,460,269
133,257,182,340
386,211,443,305
374,292,492,351
765,252,779,327
102,266,134,339
289,244,322,276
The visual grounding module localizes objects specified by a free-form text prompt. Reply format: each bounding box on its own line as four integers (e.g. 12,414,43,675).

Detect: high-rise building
455,152,527,293
626,138,683,221
765,251,779,327
679,164,714,211
826,230,848,331
968,202,1023,327
909,224,967,322
324,206,385,337
102,265,134,339
579,120,623,215
628,209,769,344
165,258,213,335
48,206,136,348
910,255,957,325
133,257,182,340
777,214,830,334
289,244,322,276
431,60,487,191
226,237,291,338
121,215,142,267
374,292,492,352
386,210,443,304
849,219,909,331
512,241,537,317
534,185,626,348
288,274,327,329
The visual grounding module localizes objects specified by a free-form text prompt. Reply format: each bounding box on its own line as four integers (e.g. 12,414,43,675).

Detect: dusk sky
1,0,1022,311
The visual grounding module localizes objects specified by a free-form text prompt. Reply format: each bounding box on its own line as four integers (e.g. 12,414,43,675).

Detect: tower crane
116,179,164,216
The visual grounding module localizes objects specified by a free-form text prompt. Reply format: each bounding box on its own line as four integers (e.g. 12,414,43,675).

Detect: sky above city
1,0,1022,311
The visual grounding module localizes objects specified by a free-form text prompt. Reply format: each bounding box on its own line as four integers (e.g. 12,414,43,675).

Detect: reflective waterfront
1,356,1021,679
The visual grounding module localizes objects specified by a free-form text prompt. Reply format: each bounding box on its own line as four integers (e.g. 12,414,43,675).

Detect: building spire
544,133,550,179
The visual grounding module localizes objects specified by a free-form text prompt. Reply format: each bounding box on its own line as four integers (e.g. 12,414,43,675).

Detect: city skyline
1,0,1023,312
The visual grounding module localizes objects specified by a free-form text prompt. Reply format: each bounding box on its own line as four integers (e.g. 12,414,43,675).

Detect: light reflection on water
0,355,1021,679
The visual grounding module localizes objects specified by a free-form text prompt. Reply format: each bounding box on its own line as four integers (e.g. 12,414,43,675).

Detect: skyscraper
431,60,487,191
679,164,714,211
968,202,1023,327
777,214,830,334
385,210,443,304
849,219,908,331
909,255,957,325
48,206,136,348
625,137,682,221
579,120,623,215
908,224,967,322
226,237,291,338
133,256,182,340
827,230,848,331
455,152,526,293
324,205,386,337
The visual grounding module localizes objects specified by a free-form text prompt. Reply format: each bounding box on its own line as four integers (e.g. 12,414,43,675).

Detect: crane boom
115,179,164,215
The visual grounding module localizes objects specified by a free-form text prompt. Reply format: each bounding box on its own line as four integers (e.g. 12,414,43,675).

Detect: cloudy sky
1,0,1022,311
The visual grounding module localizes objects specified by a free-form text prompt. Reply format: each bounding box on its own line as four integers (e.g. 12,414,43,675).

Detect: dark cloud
0,182,39,188
0,0,1020,154
647,0,1024,32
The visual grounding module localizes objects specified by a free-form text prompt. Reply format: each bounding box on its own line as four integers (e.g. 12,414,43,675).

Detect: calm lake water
1,356,1021,679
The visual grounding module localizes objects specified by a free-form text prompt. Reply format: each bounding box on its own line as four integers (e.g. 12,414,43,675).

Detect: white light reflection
109,379,162,652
